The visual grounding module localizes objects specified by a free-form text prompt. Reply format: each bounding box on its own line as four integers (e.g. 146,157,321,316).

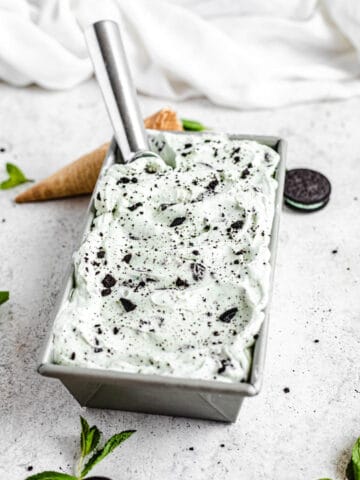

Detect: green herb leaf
347,458,355,480
80,416,101,457
352,437,360,480
80,416,90,456
0,162,33,190
181,118,207,131
87,425,101,455
0,291,9,305
81,430,136,477
25,472,77,480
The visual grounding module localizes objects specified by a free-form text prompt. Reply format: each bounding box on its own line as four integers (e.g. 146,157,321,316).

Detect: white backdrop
1,0,360,108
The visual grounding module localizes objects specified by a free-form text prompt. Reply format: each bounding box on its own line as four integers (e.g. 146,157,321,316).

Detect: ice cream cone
15,144,110,203
144,107,183,131
15,108,182,203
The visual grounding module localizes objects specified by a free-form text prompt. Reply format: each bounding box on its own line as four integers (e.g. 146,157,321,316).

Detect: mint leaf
0,291,9,305
86,425,101,455
81,430,135,477
352,437,360,480
181,118,207,131
80,416,90,456
347,458,355,480
25,472,77,480
0,162,33,189
80,416,101,457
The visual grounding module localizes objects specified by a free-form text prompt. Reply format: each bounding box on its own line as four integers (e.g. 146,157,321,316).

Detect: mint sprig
80,417,101,458
318,436,360,480
25,473,77,480
26,417,135,480
0,291,9,305
81,430,135,477
0,162,33,189
181,118,207,131
352,437,360,480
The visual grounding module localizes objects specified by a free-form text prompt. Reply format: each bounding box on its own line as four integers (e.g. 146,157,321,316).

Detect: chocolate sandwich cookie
86,477,112,480
284,168,331,212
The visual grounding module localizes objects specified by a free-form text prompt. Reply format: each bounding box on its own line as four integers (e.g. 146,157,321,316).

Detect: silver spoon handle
85,20,149,160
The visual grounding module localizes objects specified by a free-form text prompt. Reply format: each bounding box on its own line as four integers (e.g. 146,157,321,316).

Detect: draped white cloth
1,0,360,108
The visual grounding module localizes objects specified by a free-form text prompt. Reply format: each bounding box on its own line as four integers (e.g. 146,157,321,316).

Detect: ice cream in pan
53,131,279,382
52,21,280,383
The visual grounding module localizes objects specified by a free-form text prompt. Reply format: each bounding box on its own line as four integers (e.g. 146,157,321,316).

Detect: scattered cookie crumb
283,387,290,393
331,249,338,254
188,447,194,451
314,339,319,343
26,466,33,471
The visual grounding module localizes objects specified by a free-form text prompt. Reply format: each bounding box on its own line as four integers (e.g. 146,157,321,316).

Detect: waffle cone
15,108,182,203
15,143,109,203
144,107,183,131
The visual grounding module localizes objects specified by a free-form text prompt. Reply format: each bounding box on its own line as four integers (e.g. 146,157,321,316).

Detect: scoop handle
85,20,149,159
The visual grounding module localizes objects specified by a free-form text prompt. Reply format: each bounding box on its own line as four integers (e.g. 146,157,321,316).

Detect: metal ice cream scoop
85,20,159,163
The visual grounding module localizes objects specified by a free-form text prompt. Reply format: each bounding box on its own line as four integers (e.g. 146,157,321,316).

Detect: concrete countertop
0,80,359,480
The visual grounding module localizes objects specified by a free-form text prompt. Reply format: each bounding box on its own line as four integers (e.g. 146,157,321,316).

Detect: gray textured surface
0,80,359,480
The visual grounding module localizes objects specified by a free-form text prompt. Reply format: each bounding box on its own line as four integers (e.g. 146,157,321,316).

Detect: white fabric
0,0,360,108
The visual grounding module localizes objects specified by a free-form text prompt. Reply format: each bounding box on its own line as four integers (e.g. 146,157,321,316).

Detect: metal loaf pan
38,131,286,423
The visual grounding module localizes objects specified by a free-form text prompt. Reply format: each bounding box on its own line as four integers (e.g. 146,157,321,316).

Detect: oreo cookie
86,477,112,480
284,168,331,212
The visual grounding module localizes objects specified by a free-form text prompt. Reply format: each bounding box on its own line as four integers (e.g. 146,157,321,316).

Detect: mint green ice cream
52,132,279,382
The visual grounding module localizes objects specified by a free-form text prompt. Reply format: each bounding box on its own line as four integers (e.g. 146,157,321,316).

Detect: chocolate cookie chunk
102,274,116,288
190,262,206,281
175,277,189,288
170,217,186,227
120,297,137,312
284,168,331,212
218,307,238,323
